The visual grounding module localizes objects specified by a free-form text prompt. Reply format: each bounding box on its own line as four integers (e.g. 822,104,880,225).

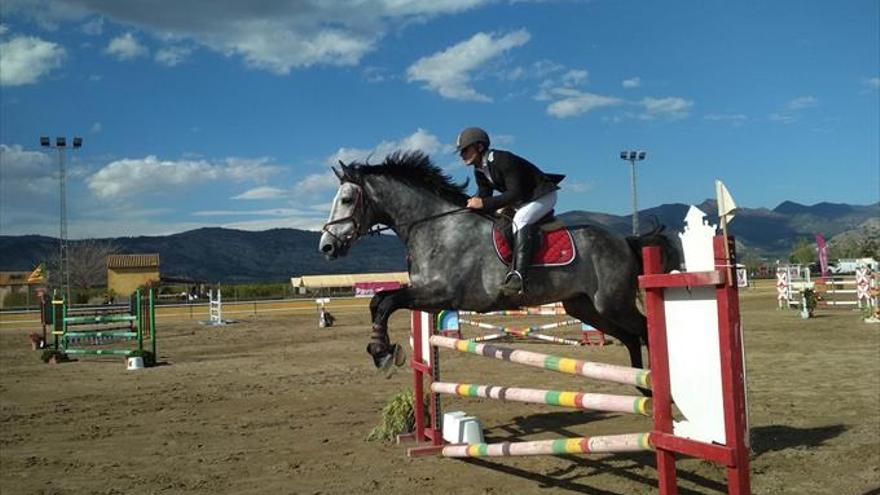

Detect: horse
319,151,680,382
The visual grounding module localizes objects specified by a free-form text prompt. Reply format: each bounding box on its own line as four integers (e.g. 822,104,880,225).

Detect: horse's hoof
392,343,407,367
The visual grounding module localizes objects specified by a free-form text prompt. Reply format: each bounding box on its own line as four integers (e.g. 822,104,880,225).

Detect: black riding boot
499,224,537,296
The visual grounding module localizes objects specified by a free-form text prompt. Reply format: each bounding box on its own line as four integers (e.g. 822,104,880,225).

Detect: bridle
321,180,479,247
321,182,371,249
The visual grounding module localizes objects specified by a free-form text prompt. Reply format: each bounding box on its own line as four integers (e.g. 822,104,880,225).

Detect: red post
642,246,678,495
401,311,444,456
714,236,752,495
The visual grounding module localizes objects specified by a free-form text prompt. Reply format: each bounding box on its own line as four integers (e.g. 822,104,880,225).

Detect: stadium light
620,150,647,235
39,136,84,302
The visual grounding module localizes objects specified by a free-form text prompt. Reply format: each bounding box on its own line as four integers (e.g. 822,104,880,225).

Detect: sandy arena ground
1,289,878,495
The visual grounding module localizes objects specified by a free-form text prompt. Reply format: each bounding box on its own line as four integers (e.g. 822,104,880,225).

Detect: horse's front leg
367,287,448,370
366,288,412,371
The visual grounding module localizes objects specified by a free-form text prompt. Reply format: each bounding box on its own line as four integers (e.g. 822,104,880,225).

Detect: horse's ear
331,166,344,182
340,163,357,180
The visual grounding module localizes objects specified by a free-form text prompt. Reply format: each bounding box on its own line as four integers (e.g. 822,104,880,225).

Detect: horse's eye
341,197,353,205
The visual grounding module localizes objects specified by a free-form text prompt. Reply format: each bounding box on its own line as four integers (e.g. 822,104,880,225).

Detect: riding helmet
456,127,490,151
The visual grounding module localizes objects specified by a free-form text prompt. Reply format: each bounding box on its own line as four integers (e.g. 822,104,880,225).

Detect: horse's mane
349,151,469,205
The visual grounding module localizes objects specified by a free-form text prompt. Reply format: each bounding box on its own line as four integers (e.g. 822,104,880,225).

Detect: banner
354,281,402,298
715,180,738,224
27,263,46,283
815,234,828,277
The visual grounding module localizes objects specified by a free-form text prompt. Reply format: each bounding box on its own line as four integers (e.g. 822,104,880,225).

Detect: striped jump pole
430,335,651,389
431,382,652,416
461,318,585,345
442,432,652,458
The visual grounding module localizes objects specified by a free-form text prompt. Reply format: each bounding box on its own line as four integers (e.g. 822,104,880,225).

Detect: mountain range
1,200,876,283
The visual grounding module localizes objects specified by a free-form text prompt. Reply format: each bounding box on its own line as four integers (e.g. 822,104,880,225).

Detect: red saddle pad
493,226,576,267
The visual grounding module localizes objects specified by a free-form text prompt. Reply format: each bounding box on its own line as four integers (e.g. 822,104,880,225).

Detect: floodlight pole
620,150,647,235
40,136,82,303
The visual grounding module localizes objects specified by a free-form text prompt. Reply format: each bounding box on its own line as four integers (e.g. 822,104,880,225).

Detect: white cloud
786,96,817,111
546,89,622,118
0,24,8,35
0,35,66,86
769,96,818,124
219,216,326,232
155,45,192,66
362,66,390,83
193,208,309,217
639,96,693,120
564,180,594,193
533,62,589,102
531,60,565,78
704,113,747,125
407,29,531,101
561,69,588,86
768,113,795,124
105,33,148,60
232,186,287,200
81,17,103,35
0,144,54,182
293,172,339,197
864,77,880,90
90,121,102,133
327,128,447,165
87,155,279,200
6,1,494,75
622,77,640,89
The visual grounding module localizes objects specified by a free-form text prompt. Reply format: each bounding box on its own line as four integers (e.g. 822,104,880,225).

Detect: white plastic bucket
126,356,144,370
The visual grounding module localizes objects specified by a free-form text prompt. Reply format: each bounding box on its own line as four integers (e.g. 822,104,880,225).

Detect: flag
815,234,829,277
715,179,738,224
27,263,46,283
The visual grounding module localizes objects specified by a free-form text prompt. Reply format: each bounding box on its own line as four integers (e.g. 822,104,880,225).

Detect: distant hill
1,201,876,283
0,228,406,284
558,200,879,259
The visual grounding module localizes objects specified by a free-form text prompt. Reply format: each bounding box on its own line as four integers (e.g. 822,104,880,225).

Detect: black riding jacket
474,150,565,211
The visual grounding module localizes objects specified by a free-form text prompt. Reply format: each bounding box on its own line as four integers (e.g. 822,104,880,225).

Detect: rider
457,127,565,296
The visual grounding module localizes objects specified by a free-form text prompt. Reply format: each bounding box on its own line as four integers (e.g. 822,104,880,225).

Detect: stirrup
500,270,525,295
502,270,523,285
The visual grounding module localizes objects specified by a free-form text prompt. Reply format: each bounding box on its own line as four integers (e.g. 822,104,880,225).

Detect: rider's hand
467,197,484,209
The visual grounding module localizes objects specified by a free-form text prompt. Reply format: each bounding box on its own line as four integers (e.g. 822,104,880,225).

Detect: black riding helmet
456,127,490,152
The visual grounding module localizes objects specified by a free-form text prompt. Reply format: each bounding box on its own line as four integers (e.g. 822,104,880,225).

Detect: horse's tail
626,224,682,275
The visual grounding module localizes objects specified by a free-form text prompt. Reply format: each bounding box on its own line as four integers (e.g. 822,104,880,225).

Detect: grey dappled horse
319,151,680,378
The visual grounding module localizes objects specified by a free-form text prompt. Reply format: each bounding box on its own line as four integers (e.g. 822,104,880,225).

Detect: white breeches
512,191,557,234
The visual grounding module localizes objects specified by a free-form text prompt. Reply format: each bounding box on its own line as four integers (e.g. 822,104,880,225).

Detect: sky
0,0,878,239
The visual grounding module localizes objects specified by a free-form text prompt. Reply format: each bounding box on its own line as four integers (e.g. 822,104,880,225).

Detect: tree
829,225,880,259
67,239,118,289
789,238,816,265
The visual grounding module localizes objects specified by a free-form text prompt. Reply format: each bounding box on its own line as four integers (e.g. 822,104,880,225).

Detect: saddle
492,210,576,267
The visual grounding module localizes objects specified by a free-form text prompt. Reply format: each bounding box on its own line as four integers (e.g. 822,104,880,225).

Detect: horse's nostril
321,244,333,253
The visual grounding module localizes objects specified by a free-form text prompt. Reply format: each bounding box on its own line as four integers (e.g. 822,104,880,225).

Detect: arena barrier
399,206,751,495
438,303,606,346
778,266,877,314
816,268,876,309
776,265,812,309
52,287,156,358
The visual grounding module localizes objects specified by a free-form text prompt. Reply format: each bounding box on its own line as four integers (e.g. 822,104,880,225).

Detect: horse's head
319,162,373,259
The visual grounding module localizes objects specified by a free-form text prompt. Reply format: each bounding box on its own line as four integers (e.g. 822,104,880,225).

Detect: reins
366,206,473,236
321,179,498,247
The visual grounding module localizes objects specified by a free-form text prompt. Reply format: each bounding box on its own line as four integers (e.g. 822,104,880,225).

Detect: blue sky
1,0,878,239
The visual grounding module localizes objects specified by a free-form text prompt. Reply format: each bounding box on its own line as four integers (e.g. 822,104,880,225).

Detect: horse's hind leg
561,295,639,361
563,296,650,395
